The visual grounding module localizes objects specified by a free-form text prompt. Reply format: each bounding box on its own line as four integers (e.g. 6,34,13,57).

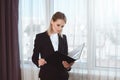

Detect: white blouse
50,33,59,51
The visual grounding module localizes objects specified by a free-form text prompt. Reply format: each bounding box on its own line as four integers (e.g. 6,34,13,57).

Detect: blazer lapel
45,32,55,53
58,34,63,52
45,32,63,53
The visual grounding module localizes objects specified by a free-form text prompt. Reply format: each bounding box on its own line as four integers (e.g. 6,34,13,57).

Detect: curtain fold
0,0,21,80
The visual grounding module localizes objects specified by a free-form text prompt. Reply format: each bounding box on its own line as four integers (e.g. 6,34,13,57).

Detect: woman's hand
62,61,74,69
38,58,47,67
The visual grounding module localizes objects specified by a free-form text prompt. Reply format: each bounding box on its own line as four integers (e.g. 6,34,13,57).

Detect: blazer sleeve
32,34,40,67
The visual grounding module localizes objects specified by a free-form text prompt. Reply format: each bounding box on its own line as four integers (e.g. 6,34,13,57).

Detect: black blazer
32,31,69,80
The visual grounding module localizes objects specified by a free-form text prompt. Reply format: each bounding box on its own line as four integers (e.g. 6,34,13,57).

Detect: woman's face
51,19,65,34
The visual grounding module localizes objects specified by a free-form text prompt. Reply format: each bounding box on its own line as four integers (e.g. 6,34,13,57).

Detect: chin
57,31,59,33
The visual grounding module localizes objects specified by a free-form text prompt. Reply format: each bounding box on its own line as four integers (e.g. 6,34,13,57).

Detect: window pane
95,0,120,68
19,0,46,62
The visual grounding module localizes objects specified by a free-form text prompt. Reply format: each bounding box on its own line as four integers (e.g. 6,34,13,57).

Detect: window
19,0,120,69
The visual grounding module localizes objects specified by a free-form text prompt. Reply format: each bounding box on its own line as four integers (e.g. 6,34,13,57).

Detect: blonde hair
47,12,67,37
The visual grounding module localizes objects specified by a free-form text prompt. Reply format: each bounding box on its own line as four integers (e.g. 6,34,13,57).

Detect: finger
44,61,47,64
62,61,66,64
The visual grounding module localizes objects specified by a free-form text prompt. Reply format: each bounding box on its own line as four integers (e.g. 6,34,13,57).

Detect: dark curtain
0,0,21,80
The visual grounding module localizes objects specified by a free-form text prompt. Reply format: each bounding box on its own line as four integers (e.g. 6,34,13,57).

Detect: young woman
32,12,74,80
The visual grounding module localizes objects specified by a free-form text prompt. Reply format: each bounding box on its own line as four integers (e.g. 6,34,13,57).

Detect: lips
57,30,60,33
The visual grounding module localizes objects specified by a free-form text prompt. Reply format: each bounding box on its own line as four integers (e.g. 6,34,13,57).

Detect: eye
57,24,60,26
61,26,64,28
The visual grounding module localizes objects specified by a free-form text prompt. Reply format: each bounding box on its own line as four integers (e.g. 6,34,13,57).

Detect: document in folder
68,43,85,60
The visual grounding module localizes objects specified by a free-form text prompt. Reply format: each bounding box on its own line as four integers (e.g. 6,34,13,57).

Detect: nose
57,27,62,32
57,26,62,30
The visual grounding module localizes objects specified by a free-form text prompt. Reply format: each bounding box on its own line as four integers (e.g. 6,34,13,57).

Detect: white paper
68,43,85,60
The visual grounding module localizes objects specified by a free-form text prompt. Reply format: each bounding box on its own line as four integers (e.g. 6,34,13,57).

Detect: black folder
45,52,75,69
45,52,75,68
57,53,76,63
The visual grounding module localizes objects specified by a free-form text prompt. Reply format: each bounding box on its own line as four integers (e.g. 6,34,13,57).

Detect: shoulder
36,31,47,38
63,34,66,37
36,31,46,36
60,34,67,41
62,34,67,39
